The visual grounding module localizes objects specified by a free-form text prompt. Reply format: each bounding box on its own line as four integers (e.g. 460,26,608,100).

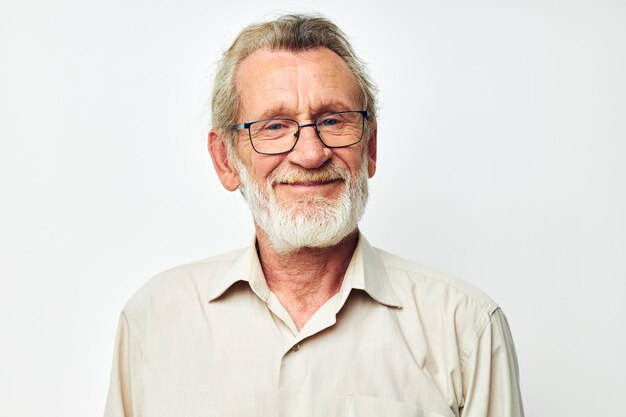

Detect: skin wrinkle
211,47,376,330
270,161,347,202
254,99,359,123
236,148,369,329
236,48,361,127
257,232,357,322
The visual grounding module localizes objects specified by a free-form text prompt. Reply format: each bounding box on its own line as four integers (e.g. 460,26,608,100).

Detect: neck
255,226,359,331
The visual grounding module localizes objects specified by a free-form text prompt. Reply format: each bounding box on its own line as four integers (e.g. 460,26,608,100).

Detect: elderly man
105,14,524,417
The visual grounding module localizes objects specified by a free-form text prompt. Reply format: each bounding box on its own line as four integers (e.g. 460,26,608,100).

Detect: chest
139,292,461,417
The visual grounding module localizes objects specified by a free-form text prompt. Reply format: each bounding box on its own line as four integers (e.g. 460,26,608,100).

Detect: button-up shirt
104,235,524,417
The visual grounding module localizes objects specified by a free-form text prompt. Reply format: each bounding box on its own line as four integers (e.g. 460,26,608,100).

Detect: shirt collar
207,233,402,308
206,237,270,302
349,234,402,308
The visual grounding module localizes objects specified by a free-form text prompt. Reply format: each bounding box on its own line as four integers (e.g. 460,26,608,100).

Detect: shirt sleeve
460,308,524,417
104,312,143,417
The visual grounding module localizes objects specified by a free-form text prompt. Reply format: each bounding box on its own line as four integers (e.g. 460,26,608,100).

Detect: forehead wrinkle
236,47,362,122
237,54,300,121
294,53,361,119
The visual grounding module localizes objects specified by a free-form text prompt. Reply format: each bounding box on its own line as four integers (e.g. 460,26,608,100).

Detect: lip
282,179,340,187
273,179,344,197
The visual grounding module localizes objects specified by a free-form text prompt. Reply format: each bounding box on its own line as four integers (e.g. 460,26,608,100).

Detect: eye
319,118,339,126
318,114,347,128
264,122,289,131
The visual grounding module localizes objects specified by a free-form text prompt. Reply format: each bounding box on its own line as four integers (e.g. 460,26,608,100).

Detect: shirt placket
247,243,360,416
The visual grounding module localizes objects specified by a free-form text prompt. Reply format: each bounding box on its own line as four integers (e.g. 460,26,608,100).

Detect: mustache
268,162,350,185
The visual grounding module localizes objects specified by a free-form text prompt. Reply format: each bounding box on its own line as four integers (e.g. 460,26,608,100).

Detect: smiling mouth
281,179,341,187
269,162,349,188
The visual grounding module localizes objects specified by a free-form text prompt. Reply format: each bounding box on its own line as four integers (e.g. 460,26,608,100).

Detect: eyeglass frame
232,110,369,155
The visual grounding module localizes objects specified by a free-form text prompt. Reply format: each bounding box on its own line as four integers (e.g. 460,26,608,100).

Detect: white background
1,0,624,416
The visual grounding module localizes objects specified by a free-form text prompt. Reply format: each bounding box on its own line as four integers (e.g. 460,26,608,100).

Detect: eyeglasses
232,110,368,155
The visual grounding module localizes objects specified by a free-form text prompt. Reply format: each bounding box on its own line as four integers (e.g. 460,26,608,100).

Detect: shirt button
292,343,301,352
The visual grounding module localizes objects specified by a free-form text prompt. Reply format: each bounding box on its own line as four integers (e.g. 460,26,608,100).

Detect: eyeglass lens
248,111,364,154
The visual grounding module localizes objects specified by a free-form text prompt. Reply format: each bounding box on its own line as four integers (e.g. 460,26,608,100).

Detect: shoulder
373,247,502,368
374,247,499,333
122,248,244,322
376,247,498,313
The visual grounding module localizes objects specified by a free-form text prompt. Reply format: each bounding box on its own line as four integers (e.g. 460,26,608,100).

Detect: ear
208,130,241,191
367,127,377,178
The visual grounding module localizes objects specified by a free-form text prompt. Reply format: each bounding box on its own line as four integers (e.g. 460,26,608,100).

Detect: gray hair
210,14,378,145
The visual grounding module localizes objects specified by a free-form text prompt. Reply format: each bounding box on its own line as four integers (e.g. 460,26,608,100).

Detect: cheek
248,156,285,184
338,149,367,177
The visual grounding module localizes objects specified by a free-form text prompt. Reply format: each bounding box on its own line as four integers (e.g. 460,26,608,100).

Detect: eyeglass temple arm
232,122,252,131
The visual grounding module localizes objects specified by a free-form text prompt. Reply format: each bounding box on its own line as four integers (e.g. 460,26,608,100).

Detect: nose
288,123,331,169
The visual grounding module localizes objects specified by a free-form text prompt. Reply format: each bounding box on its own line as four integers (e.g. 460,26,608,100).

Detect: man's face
225,47,377,251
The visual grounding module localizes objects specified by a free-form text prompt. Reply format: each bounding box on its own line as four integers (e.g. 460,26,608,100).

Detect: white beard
233,152,369,253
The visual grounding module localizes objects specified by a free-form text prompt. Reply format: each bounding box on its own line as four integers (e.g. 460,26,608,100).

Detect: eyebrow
258,105,290,120
310,100,357,116
256,100,358,121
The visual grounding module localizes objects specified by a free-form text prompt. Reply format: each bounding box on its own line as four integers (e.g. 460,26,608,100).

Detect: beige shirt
104,235,524,417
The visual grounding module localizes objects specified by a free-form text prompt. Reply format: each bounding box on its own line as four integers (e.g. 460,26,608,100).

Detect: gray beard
233,154,369,253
